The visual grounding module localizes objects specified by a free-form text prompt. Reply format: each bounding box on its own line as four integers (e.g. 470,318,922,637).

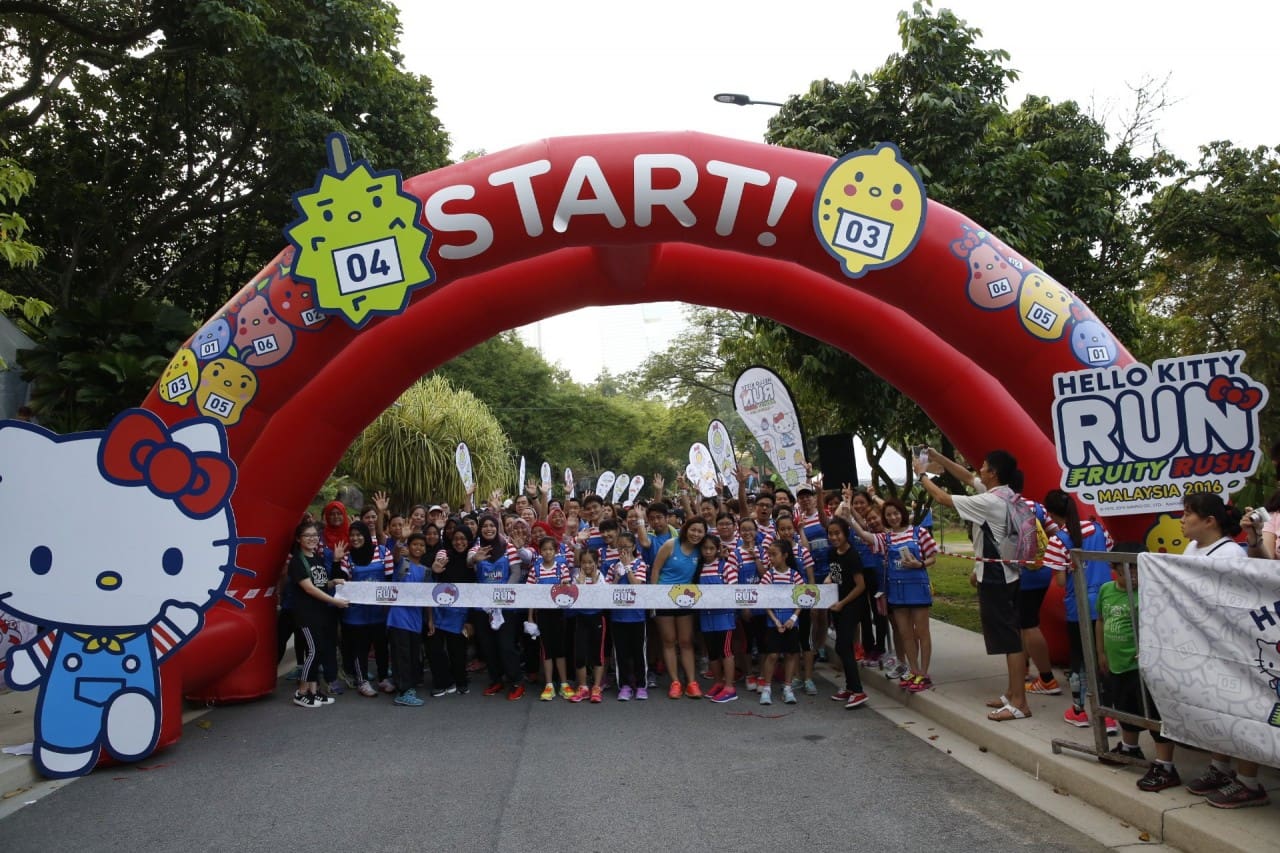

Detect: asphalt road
0,677,1107,852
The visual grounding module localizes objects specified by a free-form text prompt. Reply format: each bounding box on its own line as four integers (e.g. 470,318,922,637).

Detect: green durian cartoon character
285,133,435,328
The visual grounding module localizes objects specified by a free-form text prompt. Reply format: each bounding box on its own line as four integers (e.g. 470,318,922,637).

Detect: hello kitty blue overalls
39,629,160,754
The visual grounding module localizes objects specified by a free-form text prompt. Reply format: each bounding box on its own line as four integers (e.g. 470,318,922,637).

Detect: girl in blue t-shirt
607,530,649,700
569,548,609,704
1043,490,1114,727
338,521,392,697
758,539,804,706
735,516,766,693
475,543,524,701
697,534,740,704
387,533,429,707
527,536,573,700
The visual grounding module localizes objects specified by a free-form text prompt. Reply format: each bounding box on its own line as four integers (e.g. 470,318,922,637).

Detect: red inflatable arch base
140,132,1143,713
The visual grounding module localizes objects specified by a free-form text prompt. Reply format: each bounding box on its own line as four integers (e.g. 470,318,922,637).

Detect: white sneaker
759,687,772,705
783,685,797,704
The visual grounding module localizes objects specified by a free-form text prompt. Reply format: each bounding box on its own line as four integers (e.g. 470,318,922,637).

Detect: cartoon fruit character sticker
814,143,927,279
950,227,1023,310
196,358,258,426
158,348,199,406
285,132,435,328
1018,272,1075,341
191,317,234,363
1069,316,1119,367
267,271,330,331
231,291,295,368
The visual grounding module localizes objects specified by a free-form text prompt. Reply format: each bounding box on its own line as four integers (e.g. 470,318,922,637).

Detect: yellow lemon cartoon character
792,585,820,608
158,348,199,406
195,358,258,427
286,133,435,328
669,585,702,608
1144,514,1187,555
1017,272,1075,341
814,143,927,279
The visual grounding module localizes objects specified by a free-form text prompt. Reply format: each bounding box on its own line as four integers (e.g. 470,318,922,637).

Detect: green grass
928,553,983,634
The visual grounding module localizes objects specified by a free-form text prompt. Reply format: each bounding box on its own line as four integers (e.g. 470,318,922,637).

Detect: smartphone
912,445,929,466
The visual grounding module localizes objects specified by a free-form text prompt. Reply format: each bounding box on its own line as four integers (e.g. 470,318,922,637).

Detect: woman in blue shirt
648,517,707,699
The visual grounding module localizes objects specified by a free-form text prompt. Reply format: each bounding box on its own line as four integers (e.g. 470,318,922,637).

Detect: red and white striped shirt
1043,520,1114,571
699,550,739,583
608,556,648,584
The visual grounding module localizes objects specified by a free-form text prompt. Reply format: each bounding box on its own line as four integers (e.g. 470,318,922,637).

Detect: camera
1250,508,1270,525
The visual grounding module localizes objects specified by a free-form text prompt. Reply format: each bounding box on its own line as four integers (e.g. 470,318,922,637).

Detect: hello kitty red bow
1207,376,1263,411
99,411,234,519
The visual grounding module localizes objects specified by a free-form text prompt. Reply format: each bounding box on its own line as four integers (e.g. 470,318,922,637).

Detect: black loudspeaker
817,433,859,486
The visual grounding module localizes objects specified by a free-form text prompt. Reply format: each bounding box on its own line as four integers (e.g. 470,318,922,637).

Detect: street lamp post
713,93,785,108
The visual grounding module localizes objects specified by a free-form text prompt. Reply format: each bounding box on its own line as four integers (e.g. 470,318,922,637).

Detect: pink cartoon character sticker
950,226,1023,311
230,290,295,368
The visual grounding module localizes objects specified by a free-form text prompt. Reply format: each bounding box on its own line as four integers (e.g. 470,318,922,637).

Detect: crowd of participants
280,441,1280,810
913,443,1279,810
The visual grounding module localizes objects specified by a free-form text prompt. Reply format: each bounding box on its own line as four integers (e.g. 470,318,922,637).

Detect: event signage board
1051,350,1268,516
707,419,739,497
1140,552,1280,767
733,366,807,490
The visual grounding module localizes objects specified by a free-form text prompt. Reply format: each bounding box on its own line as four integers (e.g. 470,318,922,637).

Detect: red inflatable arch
141,132,1139,710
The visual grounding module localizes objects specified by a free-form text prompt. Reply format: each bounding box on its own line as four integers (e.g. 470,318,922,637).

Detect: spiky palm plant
345,375,515,511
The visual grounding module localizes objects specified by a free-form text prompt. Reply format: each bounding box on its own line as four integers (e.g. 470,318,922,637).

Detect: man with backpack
914,448,1035,722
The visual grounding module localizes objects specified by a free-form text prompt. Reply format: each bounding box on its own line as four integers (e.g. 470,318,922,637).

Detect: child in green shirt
1094,564,1176,791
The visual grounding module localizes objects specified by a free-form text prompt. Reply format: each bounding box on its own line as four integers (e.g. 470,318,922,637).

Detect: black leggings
535,610,568,660
277,607,303,666
832,601,866,693
427,629,469,691
741,614,766,657
704,628,733,662
611,620,647,688
298,619,337,684
341,622,387,684
479,617,522,686
574,613,607,669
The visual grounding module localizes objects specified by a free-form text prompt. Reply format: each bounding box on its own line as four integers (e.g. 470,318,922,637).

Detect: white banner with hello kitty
1138,552,1280,768
336,581,838,610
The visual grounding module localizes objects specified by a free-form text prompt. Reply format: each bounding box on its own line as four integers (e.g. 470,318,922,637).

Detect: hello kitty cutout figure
0,409,246,779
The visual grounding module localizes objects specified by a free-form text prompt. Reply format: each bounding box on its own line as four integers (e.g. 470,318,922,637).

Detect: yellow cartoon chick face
792,585,820,607
1145,514,1187,555
1017,273,1075,340
158,348,199,406
669,585,702,608
814,143,927,278
195,358,258,426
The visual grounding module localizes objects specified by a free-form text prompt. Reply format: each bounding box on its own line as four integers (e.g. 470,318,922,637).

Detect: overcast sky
389,0,1276,479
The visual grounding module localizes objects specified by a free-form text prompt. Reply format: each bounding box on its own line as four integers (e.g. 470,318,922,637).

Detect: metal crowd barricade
1050,549,1157,765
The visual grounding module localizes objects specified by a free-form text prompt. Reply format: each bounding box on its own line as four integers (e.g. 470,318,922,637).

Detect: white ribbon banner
336,581,838,610
1138,552,1280,768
